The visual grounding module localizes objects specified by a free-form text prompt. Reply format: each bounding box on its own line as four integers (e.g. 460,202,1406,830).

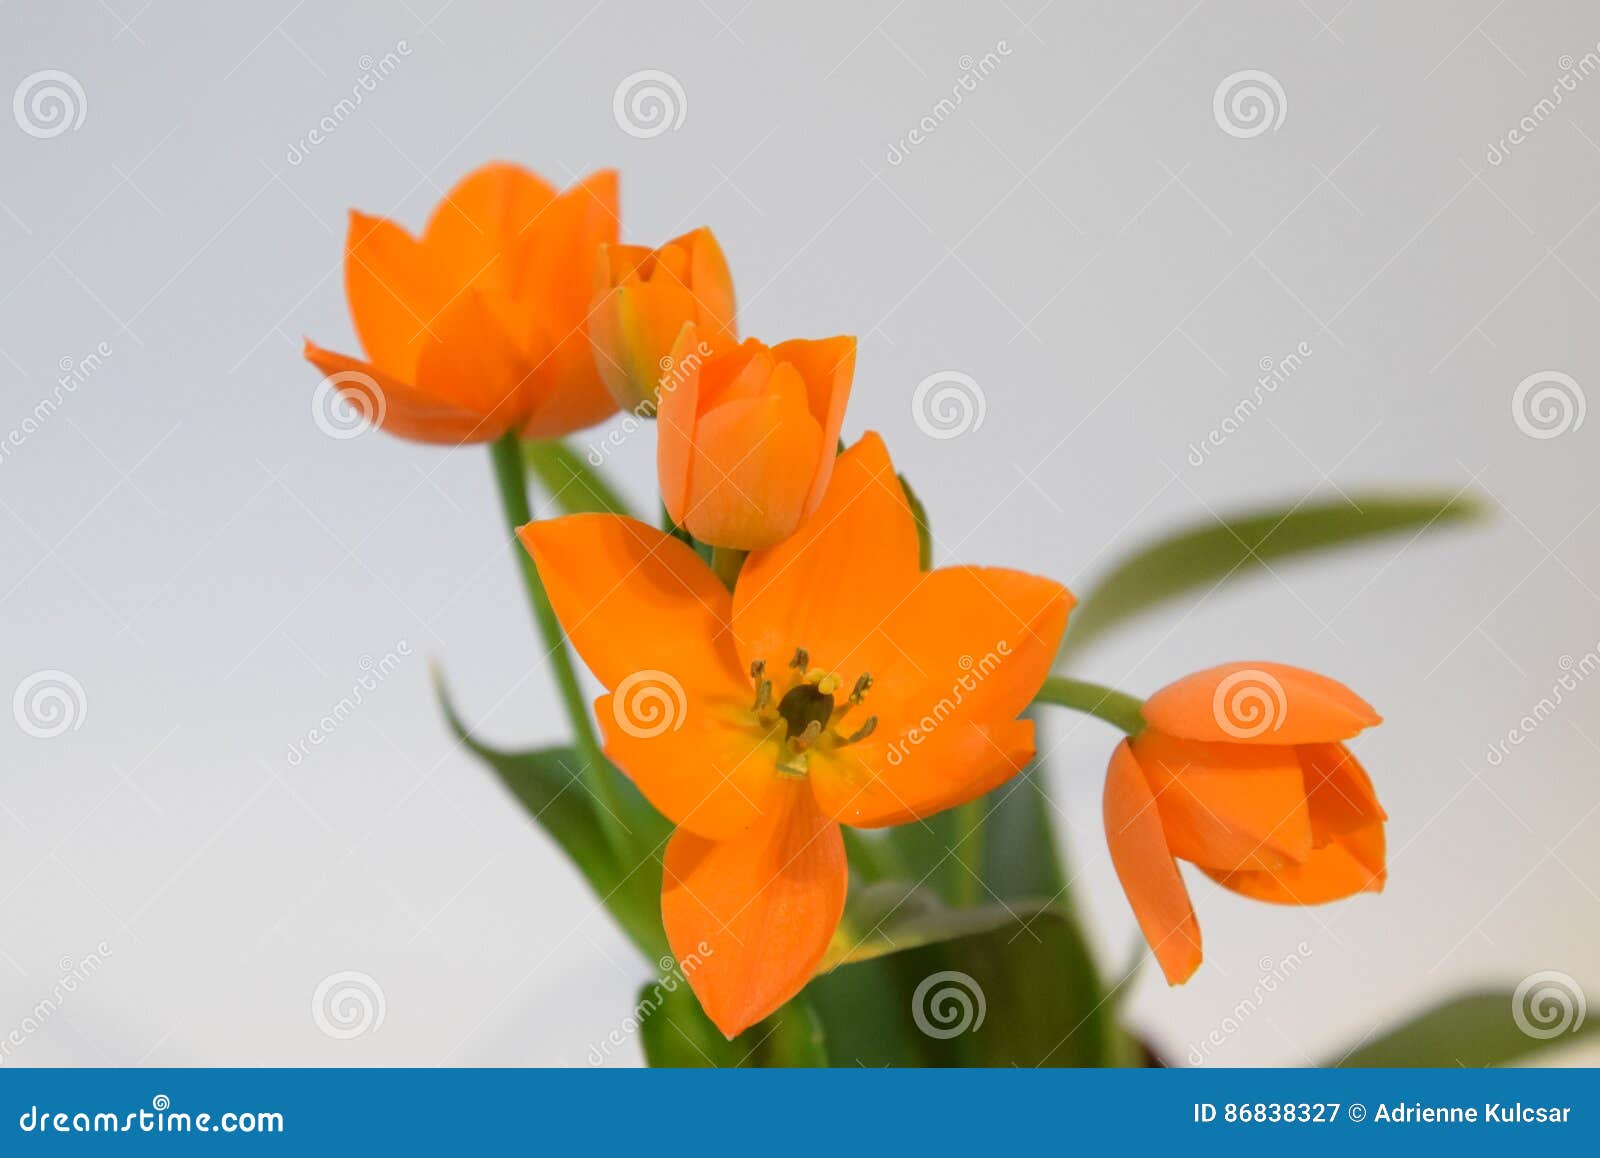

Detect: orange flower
589,227,738,411
520,433,1072,1036
1103,662,1387,986
303,162,620,444
656,328,855,550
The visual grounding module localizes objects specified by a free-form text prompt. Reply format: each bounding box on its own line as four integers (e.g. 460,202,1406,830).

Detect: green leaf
637,979,831,1067
1331,991,1599,1067
881,810,964,906
756,997,830,1066
523,439,633,517
637,977,747,1068
812,908,1111,1066
878,756,1071,913
977,751,1069,902
822,881,1054,970
435,669,669,959
916,909,1110,1066
1065,492,1480,653
804,957,930,1066
898,472,933,571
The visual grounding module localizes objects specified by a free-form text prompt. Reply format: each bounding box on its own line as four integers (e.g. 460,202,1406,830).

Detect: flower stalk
488,432,628,858
1032,676,1146,735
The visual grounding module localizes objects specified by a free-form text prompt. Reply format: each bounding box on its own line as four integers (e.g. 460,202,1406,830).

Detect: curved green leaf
1332,990,1599,1067
637,977,747,1068
898,472,933,571
638,979,830,1068
434,668,669,959
822,882,1055,970
523,439,634,517
1066,492,1480,654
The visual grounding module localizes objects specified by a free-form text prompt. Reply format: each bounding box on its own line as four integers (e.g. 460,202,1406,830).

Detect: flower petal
513,170,622,437
806,567,1069,827
663,779,847,1038
344,210,450,379
1204,822,1385,905
1142,661,1381,746
656,323,703,523
411,290,533,435
589,279,700,409
869,566,1072,722
421,161,558,299
770,336,855,511
811,717,1034,829
1301,742,1386,846
518,514,745,694
734,432,921,675
517,169,619,316
1130,730,1313,872
681,364,824,549
1104,740,1202,985
595,691,781,839
686,227,737,345
303,342,496,444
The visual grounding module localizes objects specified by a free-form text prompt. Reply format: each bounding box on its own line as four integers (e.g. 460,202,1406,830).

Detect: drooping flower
1103,662,1386,985
520,433,1072,1035
656,327,854,550
589,227,738,411
304,162,620,444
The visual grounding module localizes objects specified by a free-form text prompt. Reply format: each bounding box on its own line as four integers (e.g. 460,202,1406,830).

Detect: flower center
748,648,877,775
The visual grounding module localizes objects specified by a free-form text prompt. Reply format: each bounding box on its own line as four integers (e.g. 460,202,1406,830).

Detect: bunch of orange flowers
306,163,1387,1043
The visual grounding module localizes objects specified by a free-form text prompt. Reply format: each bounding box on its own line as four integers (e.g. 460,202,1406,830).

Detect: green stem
488,433,627,854
709,546,745,591
952,799,984,906
1032,676,1146,735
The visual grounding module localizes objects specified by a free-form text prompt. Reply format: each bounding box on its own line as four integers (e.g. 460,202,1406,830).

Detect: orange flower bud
1104,662,1387,986
657,327,855,550
589,227,737,411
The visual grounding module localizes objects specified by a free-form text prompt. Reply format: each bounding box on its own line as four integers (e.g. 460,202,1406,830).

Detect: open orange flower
1103,662,1387,986
657,327,855,550
520,433,1072,1036
304,162,620,444
589,227,738,411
